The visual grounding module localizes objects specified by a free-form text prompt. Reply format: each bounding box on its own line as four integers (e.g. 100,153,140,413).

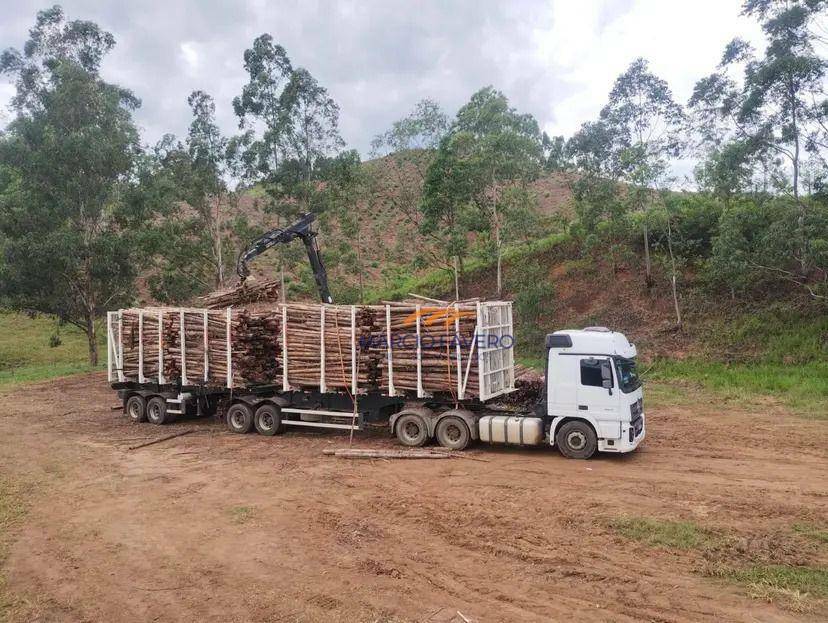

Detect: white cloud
0,0,769,162
179,41,201,75
539,0,765,139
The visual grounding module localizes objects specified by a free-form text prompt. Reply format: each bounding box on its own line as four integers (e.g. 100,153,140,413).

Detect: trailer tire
125,395,147,423
555,420,597,459
146,396,171,425
435,416,470,451
395,413,428,447
254,404,283,436
226,403,254,434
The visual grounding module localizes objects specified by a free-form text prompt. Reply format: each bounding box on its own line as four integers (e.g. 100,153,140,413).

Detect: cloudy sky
1,0,764,156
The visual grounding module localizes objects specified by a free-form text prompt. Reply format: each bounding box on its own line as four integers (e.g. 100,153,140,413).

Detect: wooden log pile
113,301,496,400
283,304,378,390
370,305,479,397
199,279,281,309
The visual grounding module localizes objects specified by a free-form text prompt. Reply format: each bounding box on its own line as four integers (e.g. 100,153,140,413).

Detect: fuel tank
478,415,544,446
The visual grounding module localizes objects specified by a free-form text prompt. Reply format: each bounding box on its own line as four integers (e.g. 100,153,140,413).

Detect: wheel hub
446,425,461,442
261,414,273,429
567,431,586,450
404,422,419,439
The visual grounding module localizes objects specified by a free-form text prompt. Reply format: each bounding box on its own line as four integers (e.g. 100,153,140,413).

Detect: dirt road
1,372,826,622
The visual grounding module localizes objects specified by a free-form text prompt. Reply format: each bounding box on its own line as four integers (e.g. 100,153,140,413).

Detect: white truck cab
544,327,645,458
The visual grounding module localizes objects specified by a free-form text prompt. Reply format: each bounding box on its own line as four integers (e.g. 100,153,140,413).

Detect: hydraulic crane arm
236,212,333,304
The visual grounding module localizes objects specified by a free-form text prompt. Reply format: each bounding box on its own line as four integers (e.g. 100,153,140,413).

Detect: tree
421,87,543,296
690,0,827,271
371,99,450,277
233,36,343,218
149,91,234,300
572,58,685,290
0,7,152,365
232,35,343,292
317,150,370,302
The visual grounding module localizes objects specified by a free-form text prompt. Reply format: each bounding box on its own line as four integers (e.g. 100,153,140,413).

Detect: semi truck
106,214,645,459
107,312,644,460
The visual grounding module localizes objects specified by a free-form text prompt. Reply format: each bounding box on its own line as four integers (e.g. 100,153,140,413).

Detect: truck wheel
254,404,283,436
226,403,254,434
146,396,171,425
435,416,470,451
125,395,147,423
395,413,428,447
555,421,597,459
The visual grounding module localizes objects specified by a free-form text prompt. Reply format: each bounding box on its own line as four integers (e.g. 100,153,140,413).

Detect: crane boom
236,212,333,304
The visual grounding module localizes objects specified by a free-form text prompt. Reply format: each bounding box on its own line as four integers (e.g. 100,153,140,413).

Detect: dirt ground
1,372,826,622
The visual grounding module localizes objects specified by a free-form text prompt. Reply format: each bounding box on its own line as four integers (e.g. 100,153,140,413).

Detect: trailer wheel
254,404,283,436
146,396,171,425
226,403,254,434
555,421,597,459
125,395,147,423
435,416,470,451
395,413,428,447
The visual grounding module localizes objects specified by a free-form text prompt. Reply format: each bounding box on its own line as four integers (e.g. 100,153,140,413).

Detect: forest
0,1,826,370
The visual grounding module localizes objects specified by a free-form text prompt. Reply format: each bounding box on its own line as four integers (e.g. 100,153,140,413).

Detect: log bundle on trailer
109,300,512,401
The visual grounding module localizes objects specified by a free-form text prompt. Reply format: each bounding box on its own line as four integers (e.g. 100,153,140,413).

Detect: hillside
224,160,576,298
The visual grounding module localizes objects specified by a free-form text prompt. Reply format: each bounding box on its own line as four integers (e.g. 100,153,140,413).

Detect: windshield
614,357,641,393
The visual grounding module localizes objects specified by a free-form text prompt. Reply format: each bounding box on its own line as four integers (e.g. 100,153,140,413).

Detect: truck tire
395,413,428,447
435,416,470,451
226,403,254,434
254,404,283,436
555,421,597,459
146,396,171,425
125,395,147,423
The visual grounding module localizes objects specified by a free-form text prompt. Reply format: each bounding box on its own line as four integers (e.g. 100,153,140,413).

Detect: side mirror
602,379,612,389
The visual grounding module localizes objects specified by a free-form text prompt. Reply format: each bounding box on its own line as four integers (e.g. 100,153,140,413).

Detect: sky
1,0,765,162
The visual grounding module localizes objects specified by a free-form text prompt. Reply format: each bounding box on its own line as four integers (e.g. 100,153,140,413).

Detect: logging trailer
106,214,645,459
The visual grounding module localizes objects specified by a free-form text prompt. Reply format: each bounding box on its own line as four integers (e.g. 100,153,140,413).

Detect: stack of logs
115,302,484,398
200,279,281,309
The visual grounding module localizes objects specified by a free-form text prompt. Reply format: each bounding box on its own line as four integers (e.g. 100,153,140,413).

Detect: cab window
580,359,607,387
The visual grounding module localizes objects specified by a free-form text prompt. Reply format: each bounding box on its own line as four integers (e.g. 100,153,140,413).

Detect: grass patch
704,304,828,365
228,506,255,524
0,311,103,390
365,232,569,303
1,476,29,618
793,523,828,545
608,516,720,550
645,359,828,417
711,565,828,612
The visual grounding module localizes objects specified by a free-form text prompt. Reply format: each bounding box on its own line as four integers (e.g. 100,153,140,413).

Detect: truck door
576,358,621,438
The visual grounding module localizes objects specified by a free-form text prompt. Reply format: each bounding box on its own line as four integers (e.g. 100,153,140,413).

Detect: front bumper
598,413,645,453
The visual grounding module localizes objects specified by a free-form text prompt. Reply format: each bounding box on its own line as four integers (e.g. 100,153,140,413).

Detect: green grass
645,359,828,417
0,311,103,390
704,304,828,364
365,232,570,303
608,517,720,550
793,523,828,545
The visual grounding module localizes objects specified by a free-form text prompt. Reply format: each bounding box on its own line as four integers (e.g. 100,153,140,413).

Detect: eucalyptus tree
421,87,543,296
233,35,343,219
689,0,827,273
0,7,153,365
569,58,685,288
149,90,234,300
371,100,450,273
